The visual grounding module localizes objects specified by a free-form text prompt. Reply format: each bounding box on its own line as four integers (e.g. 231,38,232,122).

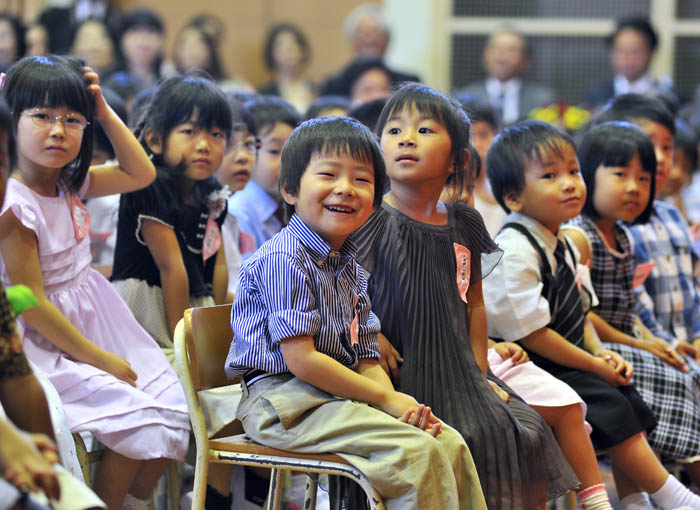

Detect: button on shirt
225,214,381,379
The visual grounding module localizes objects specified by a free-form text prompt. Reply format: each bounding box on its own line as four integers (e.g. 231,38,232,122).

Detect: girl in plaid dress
565,121,700,486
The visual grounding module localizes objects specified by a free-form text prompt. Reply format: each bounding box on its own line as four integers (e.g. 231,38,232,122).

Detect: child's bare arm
0,212,137,386
467,281,488,375
83,68,156,199
141,219,188,336
280,335,440,429
212,247,228,305
357,357,394,391
590,311,686,371
520,324,625,386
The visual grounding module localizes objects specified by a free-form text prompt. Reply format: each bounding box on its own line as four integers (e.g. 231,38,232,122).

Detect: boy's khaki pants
237,374,486,510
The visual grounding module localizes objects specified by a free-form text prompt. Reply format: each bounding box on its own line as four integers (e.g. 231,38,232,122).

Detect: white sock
650,474,700,509
578,483,613,510
620,492,654,510
122,493,150,510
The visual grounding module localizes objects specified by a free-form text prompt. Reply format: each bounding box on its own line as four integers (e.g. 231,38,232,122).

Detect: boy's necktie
551,240,585,347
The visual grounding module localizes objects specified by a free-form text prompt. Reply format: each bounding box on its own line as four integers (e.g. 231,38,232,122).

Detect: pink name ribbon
453,242,471,303
349,295,360,346
632,262,656,288
201,214,221,262
69,194,90,241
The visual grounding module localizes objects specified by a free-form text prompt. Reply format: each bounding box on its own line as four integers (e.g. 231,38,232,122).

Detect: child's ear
280,186,298,207
144,128,163,156
504,191,524,212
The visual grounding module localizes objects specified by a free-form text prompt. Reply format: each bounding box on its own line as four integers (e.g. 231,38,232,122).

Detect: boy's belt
242,369,290,387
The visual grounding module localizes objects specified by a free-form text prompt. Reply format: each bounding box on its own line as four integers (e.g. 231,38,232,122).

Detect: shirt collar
240,180,280,222
505,211,566,252
286,214,357,263
486,76,522,96
614,73,653,95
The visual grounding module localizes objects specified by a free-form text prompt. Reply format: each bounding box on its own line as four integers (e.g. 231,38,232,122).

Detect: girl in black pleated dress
353,83,578,510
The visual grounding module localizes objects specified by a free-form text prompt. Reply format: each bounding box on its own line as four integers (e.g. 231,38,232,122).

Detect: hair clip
0,73,5,91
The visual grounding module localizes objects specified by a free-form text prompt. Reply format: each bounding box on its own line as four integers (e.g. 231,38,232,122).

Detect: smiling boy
226,116,485,510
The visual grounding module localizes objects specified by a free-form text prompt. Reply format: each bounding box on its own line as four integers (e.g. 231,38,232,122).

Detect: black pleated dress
353,202,578,510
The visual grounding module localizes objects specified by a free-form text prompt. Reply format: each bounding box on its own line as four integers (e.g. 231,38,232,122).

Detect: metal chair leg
304,473,318,509
265,468,284,510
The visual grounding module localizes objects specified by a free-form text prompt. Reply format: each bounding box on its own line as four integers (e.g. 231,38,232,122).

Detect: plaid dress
567,214,700,462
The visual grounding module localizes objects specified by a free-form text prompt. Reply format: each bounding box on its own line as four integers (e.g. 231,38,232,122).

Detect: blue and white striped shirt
225,214,381,378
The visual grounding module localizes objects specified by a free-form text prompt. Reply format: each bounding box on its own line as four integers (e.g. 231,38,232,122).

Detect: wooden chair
173,304,384,510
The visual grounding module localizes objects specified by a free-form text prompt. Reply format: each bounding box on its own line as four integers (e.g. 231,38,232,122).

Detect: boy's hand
591,355,628,387
83,66,110,121
493,342,529,365
381,391,441,436
599,350,633,384
377,332,403,384
398,404,442,437
488,380,509,402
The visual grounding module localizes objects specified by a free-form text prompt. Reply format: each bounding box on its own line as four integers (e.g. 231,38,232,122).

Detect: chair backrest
184,304,235,391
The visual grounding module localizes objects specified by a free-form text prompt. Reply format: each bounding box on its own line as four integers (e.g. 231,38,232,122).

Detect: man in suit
584,17,677,109
454,28,555,125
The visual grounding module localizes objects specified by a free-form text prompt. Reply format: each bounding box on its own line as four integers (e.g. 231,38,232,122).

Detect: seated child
564,120,700,487
482,120,700,510
661,119,697,222
593,94,700,362
214,97,257,301
226,116,486,510
228,96,302,259
440,148,614,510
456,96,504,236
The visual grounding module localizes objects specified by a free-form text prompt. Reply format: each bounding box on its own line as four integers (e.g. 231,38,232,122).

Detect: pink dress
0,178,190,461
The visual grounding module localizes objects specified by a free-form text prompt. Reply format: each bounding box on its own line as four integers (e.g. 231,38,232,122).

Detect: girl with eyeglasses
0,55,191,510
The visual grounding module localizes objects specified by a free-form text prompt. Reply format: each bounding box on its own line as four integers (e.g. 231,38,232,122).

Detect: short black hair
94,88,127,160
305,95,350,120
244,95,301,137
593,93,675,136
456,95,500,132
608,16,658,52
263,23,310,71
376,83,471,196
331,57,393,98
127,86,156,129
487,121,576,213
4,55,94,193
120,8,164,35
674,118,698,174
578,121,656,224
226,94,255,135
347,97,387,132
279,116,386,220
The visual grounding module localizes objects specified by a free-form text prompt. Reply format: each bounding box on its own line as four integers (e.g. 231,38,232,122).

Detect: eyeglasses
20,110,90,132
229,136,259,155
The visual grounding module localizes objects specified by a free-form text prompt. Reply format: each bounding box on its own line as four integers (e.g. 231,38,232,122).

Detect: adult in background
584,17,677,109
258,23,316,114
454,27,555,126
38,0,121,56
321,3,419,96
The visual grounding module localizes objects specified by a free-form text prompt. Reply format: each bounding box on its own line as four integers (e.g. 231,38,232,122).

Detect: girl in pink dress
0,55,190,510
